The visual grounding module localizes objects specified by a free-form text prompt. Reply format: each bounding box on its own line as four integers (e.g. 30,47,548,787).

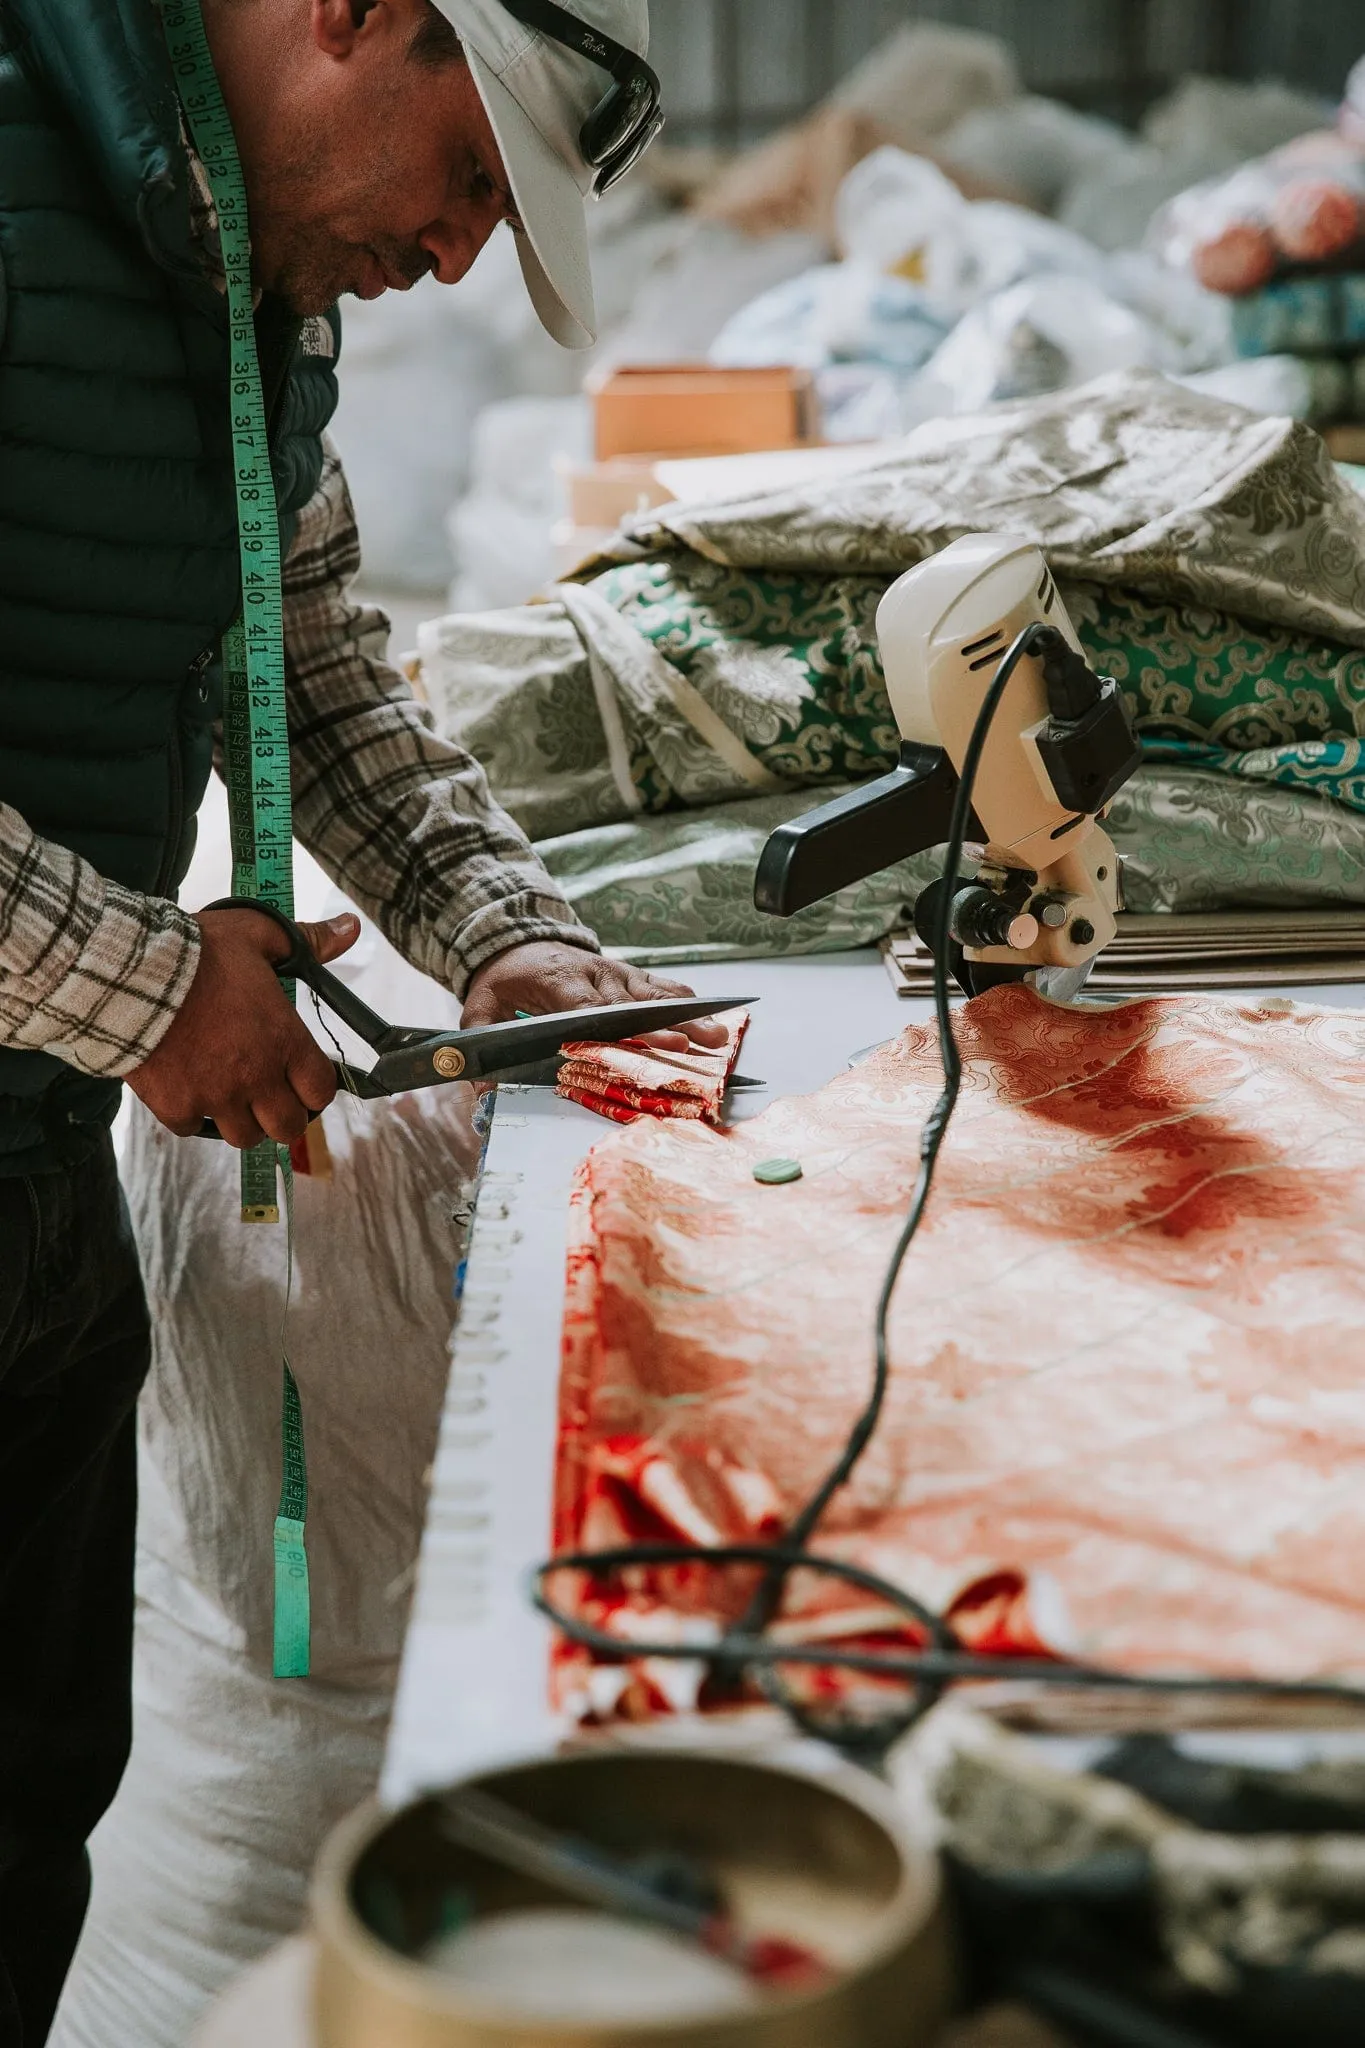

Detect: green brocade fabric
589,555,1365,818
1064,581,1365,814
591,556,896,811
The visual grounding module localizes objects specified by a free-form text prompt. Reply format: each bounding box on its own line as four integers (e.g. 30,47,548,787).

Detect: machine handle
753,745,976,918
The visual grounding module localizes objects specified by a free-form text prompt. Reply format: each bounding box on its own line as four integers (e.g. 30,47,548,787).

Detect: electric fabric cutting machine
753,535,1143,1001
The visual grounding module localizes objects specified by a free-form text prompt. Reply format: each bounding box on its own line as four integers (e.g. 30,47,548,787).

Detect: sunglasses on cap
500,0,665,193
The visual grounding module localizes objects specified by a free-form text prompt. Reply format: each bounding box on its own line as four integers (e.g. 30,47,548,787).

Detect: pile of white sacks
53,916,481,2048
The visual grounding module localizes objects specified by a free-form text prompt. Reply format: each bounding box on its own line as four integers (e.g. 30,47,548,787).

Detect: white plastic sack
1347,55,1365,149
827,22,1019,147
1102,251,1233,376
1060,75,1331,254
1142,75,1331,172
943,200,1114,314
52,927,481,2048
328,277,510,593
1178,353,1316,419
834,148,1111,320
601,222,825,368
708,256,952,442
938,94,1134,215
445,396,591,613
1058,143,1200,255
710,259,951,375
834,148,966,273
908,274,1158,418
1177,351,1358,426
808,363,917,444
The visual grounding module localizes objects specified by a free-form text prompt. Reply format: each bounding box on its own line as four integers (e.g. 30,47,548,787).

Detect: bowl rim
310,1743,942,2038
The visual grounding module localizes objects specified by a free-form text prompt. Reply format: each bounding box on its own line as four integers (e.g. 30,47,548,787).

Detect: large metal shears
197,897,754,1137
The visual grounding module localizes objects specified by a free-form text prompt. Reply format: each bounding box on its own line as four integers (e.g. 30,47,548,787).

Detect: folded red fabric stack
555,1008,749,1125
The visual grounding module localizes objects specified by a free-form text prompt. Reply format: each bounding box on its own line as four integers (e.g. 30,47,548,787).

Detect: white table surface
382,957,1365,1807
382,949,912,1804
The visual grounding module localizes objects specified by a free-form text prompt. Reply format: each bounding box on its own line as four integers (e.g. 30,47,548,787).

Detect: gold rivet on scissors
433,1046,466,1079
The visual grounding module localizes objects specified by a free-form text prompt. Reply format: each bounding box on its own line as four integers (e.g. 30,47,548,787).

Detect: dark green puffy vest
0,0,340,1171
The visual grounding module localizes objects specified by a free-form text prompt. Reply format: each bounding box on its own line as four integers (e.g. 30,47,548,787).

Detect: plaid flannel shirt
0,441,596,1080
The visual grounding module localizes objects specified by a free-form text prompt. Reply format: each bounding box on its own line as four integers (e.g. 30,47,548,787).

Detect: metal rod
713,0,743,151
1119,0,1155,125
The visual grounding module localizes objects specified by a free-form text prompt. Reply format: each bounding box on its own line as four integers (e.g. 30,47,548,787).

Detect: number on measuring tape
173,0,293,1216
169,0,311,1675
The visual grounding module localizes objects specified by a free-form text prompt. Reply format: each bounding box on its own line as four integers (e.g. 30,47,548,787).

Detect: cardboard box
1326,422,1365,463
587,363,820,461
560,457,677,531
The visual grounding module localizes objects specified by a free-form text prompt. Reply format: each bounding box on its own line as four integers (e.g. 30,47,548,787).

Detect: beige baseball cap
433,0,653,349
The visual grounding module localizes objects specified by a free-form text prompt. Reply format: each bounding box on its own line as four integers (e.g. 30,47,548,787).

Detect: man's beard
253,216,433,314
242,131,433,314
260,237,353,315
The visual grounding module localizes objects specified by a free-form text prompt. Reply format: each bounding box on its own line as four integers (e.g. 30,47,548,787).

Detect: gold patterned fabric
555,986,1365,1726
599,371,1365,647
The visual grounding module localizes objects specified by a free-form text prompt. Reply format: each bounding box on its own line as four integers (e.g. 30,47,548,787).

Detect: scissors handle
201,895,400,1050
194,898,394,1140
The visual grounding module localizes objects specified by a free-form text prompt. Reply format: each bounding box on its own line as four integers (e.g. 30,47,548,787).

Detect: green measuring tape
162,0,311,1679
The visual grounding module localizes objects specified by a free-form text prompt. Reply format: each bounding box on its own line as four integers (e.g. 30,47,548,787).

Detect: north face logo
298,317,335,360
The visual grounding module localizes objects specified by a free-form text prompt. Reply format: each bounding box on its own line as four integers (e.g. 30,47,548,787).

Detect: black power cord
531,622,1365,1765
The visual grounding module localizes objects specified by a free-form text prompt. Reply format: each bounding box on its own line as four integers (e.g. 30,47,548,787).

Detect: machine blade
1029,960,1097,1007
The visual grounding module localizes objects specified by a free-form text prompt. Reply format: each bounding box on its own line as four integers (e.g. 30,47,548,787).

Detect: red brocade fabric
553,987,1365,1720
555,1009,749,1125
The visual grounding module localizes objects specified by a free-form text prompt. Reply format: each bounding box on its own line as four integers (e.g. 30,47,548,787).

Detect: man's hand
126,907,361,1148
461,942,728,1053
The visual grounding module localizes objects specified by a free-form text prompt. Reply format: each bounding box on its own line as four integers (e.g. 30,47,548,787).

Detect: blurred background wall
650,0,1363,141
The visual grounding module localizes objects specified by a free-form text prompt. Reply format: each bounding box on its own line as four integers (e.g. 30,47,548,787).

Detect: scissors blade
331,1060,390,1100
371,996,755,1093
484,1062,769,1092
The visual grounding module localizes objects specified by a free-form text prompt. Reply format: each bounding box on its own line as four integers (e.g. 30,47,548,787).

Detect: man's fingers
287,1030,341,1114
297,912,361,966
461,972,607,1029
620,966,693,1001
252,1088,314,1146
614,966,729,1048
558,965,731,1049
128,905,360,1151
458,945,737,1058
210,1106,268,1150
154,1107,210,1140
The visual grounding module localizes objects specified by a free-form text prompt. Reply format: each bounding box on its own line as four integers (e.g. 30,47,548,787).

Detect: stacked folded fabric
1226,276,1365,435
1152,103,1365,444
1231,273,1365,356
555,1008,749,1125
881,909,1365,996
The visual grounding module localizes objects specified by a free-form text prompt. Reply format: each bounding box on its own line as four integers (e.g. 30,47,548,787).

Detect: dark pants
0,1135,150,2046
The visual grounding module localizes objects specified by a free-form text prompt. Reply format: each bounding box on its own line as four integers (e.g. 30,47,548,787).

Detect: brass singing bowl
312,1748,953,2048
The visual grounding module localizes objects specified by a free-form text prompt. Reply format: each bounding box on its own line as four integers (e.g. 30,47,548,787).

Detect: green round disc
753,1157,803,1185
